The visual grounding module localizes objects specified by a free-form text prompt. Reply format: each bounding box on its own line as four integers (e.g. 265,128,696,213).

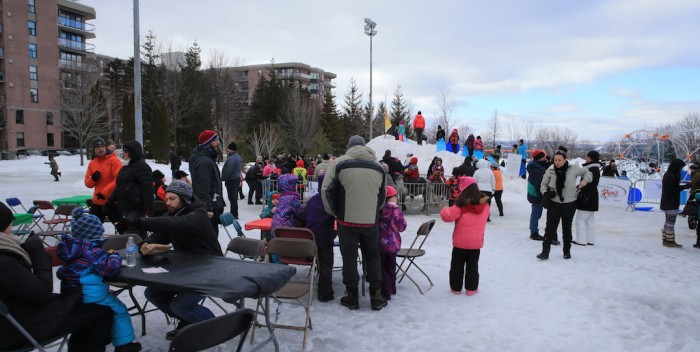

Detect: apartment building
230,62,336,105
0,0,96,157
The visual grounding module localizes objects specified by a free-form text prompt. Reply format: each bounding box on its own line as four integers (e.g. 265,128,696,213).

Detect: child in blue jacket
57,208,141,352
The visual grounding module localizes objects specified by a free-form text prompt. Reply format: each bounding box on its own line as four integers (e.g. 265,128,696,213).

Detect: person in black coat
0,202,113,351
189,130,225,234
574,151,601,245
381,150,404,184
109,141,154,229
123,180,223,340
660,158,689,247
436,125,446,141
526,150,549,240
457,157,476,177
170,148,181,179
304,174,336,302
245,159,264,204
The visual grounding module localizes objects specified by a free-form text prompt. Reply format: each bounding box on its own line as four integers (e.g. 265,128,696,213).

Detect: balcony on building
0,47,4,60
57,16,96,39
58,59,97,73
58,38,95,54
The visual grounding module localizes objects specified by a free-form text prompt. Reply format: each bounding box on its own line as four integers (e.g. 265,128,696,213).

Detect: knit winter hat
152,169,165,181
198,130,219,146
532,150,546,160
277,174,298,193
92,137,106,148
70,207,104,241
586,150,600,161
166,180,194,203
386,186,398,198
226,142,237,151
411,157,418,164
458,176,477,191
347,135,366,148
0,202,14,232
296,159,305,167
490,162,499,169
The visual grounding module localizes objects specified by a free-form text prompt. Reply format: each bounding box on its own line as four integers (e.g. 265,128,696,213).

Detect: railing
57,16,95,33
58,59,97,72
260,175,449,215
58,38,94,53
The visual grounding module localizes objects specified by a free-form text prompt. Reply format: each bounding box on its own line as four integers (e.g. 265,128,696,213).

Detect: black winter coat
189,146,225,212
139,200,223,256
381,155,404,182
526,159,549,204
660,159,686,210
112,141,153,213
436,129,446,141
0,236,82,350
170,150,181,170
576,162,601,211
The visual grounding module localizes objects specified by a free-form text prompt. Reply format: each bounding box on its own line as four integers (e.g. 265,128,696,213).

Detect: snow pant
541,201,577,256
316,241,335,301
225,180,240,218
379,252,397,297
468,147,474,158
79,274,135,347
449,247,480,292
415,128,424,145
451,144,459,154
89,204,109,223
575,210,596,244
61,303,113,352
663,209,678,234
209,208,223,235
529,203,544,235
144,288,215,324
337,223,381,295
493,190,503,214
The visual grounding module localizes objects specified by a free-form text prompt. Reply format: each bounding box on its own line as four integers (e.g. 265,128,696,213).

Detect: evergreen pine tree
122,94,135,142
391,85,413,138
149,99,171,163
341,78,364,139
319,91,344,155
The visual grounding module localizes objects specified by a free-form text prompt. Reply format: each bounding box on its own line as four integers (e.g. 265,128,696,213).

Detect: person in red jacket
404,157,420,181
448,129,460,154
84,137,122,222
440,177,490,296
413,111,426,145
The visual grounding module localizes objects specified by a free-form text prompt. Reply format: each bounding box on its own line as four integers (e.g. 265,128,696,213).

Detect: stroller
681,190,699,229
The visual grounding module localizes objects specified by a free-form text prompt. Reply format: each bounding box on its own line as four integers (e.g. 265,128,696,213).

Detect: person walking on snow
46,154,61,181
413,111,425,145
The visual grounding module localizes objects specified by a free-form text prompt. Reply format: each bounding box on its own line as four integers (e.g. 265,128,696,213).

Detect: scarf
0,234,32,266
554,160,569,202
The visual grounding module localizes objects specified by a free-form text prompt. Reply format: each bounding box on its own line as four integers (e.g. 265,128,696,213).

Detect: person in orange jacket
413,111,426,145
84,137,122,222
491,162,504,216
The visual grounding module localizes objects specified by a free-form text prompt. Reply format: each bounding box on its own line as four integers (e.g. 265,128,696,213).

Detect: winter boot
537,241,551,260
663,231,683,248
165,320,190,340
370,289,388,311
563,250,571,259
694,228,700,248
340,290,359,310
530,233,544,241
115,342,142,352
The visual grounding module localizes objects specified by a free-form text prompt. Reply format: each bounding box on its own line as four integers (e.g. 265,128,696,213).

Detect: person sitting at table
117,180,223,340
271,173,306,233
303,173,336,302
56,208,141,352
0,202,115,352
259,191,280,219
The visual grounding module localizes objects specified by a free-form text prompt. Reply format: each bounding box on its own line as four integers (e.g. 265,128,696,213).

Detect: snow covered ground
2,138,699,352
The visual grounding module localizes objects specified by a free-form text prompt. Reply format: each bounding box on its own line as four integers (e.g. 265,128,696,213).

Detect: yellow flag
384,110,391,133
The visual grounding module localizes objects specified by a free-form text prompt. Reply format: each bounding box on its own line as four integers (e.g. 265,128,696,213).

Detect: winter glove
96,192,106,200
544,190,556,199
21,236,51,270
91,170,102,182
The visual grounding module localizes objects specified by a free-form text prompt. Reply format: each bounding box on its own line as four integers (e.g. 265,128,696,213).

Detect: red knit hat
198,130,219,146
296,160,305,167
386,186,398,198
532,150,546,160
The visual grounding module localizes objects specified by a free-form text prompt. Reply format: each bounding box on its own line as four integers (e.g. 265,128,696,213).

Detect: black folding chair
168,308,254,352
396,219,436,294
0,298,68,352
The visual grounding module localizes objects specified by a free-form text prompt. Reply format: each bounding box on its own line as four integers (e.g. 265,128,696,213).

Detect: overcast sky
79,0,700,142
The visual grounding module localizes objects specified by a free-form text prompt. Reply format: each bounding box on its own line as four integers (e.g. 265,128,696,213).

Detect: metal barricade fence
260,174,449,215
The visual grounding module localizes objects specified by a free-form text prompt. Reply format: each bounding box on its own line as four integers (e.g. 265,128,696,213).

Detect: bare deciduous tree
208,50,245,148
483,110,501,149
503,115,534,145
247,128,265,158
534,126,579,157
435,83,456,132
61,74,108,166
258,123,284,158
162,43,200,149
674,112,700,159
278,88,320,155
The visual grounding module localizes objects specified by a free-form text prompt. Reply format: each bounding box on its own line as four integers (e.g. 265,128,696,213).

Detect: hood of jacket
123,140,144,161
476,159,490,169
668,159,686,174
277,173,299,193
346,145,377,161
57,234,105,262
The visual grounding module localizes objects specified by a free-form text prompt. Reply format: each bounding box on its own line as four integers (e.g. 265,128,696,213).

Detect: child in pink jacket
378,186,407,298
440,176,490,296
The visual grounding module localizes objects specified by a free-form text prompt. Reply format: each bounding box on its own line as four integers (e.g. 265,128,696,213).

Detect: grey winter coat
541,162,593,204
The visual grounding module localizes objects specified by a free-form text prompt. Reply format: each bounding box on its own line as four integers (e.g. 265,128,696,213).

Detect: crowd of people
3,126,699,351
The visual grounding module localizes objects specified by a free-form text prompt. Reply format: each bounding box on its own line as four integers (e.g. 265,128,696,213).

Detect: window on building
28,0,36,13
28,21,36,36
47,133,54,147
29,66,37,80
46,112,54,125
29,44,37,58
16,110,24,124
17,133,25,148
30,88,39,103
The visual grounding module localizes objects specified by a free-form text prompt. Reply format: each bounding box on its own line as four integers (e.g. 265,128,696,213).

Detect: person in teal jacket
57,208,141,352
259,191,280,219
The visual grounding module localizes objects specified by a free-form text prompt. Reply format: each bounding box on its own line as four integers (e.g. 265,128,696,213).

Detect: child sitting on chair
259,191,280,219
378,186,407,299
57,208,141,352
271,174,305,233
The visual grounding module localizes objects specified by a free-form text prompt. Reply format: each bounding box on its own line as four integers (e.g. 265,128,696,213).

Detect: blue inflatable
436,139,446,152
447,143,460,154
474,150,484,159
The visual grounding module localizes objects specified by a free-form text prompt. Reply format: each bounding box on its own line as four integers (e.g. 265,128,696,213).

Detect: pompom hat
458,176,477,191
71,207,105,241
198,130,219,146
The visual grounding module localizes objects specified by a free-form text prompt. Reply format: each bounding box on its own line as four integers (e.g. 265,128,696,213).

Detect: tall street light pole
133,0,143,145
364,18,377,140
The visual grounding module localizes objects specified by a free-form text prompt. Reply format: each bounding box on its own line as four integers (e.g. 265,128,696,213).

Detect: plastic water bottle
125,236,137,267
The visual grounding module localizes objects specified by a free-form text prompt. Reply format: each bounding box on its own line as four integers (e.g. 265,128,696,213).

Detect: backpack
295,168,304,182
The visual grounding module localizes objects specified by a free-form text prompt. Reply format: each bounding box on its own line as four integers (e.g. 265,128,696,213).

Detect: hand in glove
91,170,102,182
96,192,106,200
544,190,557,199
